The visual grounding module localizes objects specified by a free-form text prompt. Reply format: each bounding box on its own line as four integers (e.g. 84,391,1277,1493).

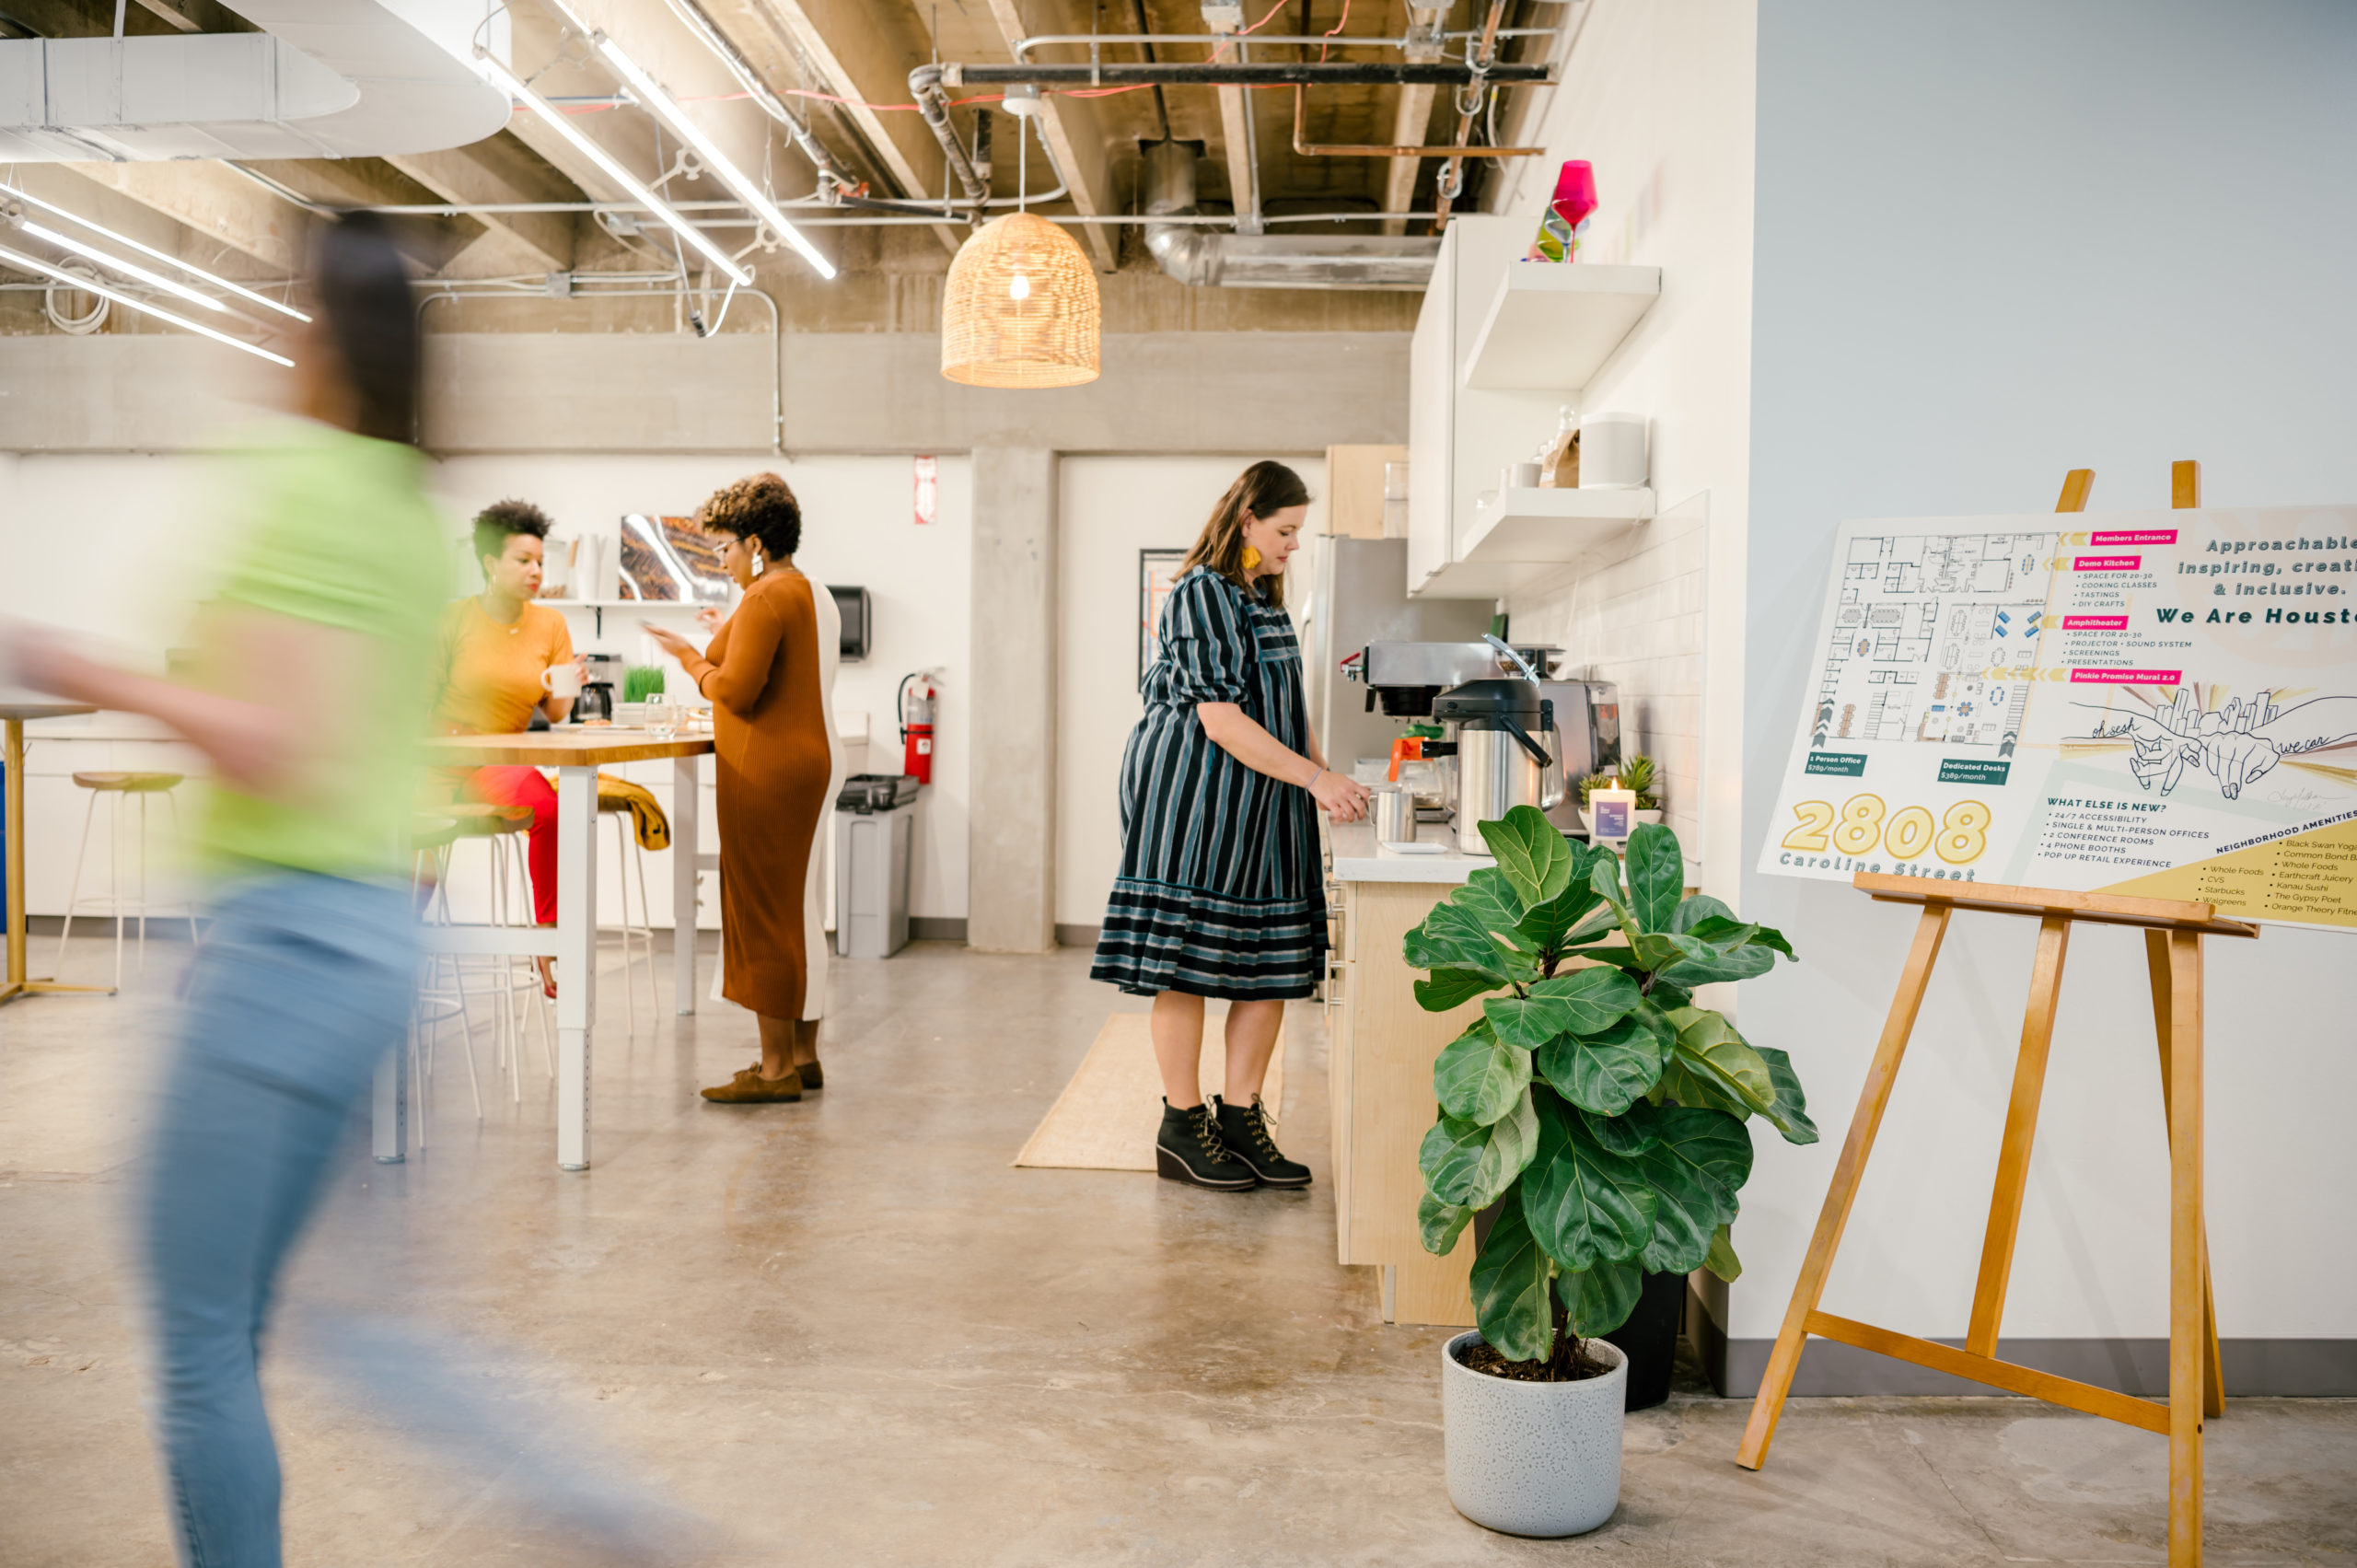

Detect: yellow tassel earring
1240,544,1263,571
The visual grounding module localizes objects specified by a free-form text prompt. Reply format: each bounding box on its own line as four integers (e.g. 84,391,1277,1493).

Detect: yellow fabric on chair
597,773,671,852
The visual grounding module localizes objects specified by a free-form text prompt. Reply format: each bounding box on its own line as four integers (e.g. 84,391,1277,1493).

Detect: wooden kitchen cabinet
1328,869,1481,1327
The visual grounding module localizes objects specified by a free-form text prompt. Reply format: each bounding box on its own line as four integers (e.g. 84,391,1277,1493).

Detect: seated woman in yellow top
431,499,576,993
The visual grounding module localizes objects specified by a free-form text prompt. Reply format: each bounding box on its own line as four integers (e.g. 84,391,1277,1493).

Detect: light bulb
1008,273,1031,301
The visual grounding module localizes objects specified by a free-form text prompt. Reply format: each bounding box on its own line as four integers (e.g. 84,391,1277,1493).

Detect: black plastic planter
1603,1271,1686,1411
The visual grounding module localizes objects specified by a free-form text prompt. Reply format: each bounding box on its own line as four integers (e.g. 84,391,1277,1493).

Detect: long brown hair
1178,459,1311,608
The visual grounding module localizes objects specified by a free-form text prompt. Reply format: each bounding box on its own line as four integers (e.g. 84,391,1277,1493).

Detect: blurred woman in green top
2,214,447,1568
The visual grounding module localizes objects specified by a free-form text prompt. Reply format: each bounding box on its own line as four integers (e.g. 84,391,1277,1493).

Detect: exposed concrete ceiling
0,0,1566,343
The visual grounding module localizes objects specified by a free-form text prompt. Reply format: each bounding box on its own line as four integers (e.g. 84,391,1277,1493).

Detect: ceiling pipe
908,63,989,211
1233,41,1262,234
1008,28,1564,62
1141,139,1435,292
648,0,855,200
1290,84,1541,159
942,61,1550,87
1432,0,1512,231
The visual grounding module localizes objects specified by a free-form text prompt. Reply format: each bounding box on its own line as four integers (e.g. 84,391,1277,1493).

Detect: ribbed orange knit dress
678,568,832,1019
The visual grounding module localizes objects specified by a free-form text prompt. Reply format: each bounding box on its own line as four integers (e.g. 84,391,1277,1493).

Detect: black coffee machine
575,651,623,723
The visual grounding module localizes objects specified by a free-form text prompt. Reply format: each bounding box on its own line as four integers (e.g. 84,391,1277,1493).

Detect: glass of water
644,691,677,738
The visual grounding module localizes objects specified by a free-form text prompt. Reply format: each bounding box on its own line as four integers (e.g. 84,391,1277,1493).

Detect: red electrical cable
1320,0,1352,62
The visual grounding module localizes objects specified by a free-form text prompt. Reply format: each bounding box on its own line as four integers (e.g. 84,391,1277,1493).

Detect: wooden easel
1737,465,2258,1568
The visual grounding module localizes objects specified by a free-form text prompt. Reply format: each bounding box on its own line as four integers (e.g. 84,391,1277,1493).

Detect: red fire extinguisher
898,671,938,785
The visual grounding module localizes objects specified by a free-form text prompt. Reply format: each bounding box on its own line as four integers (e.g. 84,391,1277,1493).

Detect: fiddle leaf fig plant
1409,807,1815,1369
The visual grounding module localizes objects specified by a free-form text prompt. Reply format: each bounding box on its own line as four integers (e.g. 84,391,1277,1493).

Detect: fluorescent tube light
0,244,294,366
593,42,835,280
21,221,230,314
1,183,310,321
477,53,754,287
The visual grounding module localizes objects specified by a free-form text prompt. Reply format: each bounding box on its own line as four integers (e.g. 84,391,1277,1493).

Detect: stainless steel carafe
1434,676,1568,854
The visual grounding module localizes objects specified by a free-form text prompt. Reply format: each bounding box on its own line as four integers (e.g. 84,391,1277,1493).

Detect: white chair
54,770,199,992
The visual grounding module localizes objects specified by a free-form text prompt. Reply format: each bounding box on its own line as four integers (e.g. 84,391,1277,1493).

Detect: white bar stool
405,813,482,1142
427,802,553,1103
54,770,198,992
597,778,663,1029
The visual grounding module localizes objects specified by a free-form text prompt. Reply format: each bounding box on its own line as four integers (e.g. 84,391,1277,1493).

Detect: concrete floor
2,935,2351,1566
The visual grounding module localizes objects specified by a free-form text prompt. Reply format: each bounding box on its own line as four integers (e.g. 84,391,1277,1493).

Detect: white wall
1054,455,1324,931
1492,0,1759,894
1740,0,2357,1359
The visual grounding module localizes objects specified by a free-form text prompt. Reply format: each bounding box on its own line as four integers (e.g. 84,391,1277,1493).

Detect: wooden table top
424,728,715,767
0,701,99,723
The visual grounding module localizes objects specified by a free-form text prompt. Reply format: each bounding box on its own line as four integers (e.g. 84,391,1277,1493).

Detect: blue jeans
141,870,415,1568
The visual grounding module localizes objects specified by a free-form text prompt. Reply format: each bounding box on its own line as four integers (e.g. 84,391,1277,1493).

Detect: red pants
466,766,558,925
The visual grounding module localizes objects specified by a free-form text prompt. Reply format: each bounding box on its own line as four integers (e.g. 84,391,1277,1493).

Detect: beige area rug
1013,1011,1287,1171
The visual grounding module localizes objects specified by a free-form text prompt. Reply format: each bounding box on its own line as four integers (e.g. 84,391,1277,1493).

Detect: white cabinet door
1406,232,1455,595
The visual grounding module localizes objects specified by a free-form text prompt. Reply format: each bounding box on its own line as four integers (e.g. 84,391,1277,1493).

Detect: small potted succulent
1407,806,1813,1537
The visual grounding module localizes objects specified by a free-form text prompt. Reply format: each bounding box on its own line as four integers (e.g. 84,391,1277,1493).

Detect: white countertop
1328,819,1492,885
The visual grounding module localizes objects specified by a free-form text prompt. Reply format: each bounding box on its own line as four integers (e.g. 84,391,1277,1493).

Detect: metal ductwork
1141,139,1436,291
0,0,513,162
909,63,989,209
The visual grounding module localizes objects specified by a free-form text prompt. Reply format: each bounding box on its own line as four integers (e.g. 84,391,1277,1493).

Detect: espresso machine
1345,638,1620,843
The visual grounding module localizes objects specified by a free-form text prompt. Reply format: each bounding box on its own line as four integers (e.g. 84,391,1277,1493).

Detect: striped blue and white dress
1092,566,1328,1000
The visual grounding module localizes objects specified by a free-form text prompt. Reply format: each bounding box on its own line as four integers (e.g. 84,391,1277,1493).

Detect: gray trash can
833,779,915,958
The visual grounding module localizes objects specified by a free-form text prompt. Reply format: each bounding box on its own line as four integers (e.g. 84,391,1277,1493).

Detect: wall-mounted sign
913,455,938,526
1760,507,2357,929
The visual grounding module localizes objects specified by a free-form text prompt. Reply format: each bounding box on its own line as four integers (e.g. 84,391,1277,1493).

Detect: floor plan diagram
1811,530,2059,752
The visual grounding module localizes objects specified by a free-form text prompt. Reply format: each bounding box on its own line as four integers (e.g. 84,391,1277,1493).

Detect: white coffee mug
541,662,585,701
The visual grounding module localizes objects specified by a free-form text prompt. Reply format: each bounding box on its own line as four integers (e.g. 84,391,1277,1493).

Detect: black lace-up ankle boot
1213,1094,1311,1189
1155,1099,1259,1191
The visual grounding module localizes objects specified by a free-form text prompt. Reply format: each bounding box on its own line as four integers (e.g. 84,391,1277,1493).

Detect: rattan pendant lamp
940,102,1099,388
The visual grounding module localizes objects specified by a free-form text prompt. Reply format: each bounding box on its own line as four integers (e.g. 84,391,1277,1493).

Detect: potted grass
1576,753,1662,829
1407,806,1814,1537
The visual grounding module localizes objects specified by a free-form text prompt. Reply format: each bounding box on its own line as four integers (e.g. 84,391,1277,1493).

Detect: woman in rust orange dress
642,473,832,1103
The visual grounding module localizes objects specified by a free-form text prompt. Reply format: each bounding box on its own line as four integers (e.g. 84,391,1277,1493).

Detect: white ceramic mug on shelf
541,662,585,702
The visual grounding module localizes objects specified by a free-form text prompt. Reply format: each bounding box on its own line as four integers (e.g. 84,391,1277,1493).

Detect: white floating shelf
1413,487,1655,598
1460,263,1661,390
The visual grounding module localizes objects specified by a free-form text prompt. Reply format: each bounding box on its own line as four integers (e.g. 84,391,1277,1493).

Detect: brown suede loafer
700,1065,804,1103
798,1062,823,1091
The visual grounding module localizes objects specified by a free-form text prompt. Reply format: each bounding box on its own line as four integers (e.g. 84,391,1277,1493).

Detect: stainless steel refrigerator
1297,536,1494,775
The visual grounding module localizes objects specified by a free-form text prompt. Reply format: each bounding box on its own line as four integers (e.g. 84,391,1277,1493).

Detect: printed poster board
1759,507,2357,929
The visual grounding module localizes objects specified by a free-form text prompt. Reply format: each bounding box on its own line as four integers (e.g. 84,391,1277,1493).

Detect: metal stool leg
168,790,200,949
107,793,125,992
609,811,644,1029
53,788,100,982
134,794,150,975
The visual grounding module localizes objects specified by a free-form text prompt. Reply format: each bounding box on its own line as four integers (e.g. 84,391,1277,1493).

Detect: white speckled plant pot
1441,1331,1626,1538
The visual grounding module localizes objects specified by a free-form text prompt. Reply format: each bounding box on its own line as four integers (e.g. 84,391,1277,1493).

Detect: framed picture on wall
618,514,733,604
1139,548,1190,689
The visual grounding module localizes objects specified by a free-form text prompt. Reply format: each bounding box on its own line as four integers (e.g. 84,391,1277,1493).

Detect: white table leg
371,1037,406,1164
673,752,699,1016
556,763,598,1170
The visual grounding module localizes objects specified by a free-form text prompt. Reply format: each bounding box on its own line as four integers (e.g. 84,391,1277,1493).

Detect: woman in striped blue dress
1092,461,1372,1191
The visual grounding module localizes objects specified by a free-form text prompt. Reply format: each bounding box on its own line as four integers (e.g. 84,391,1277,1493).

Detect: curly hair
471,497,552,567
695,471,803,562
